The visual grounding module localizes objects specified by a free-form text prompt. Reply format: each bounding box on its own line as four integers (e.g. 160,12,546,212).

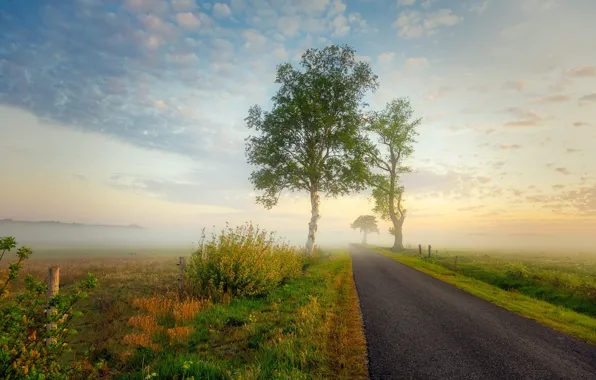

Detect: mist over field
2,219,593,254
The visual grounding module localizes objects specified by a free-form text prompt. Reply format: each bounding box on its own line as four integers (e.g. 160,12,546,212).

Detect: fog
1,219,594,255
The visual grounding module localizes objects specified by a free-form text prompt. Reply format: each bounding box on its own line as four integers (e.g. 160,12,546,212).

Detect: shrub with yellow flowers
185,222,305,301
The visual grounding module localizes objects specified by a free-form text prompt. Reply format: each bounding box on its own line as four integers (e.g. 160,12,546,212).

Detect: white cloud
243,29,268,52
277,16,301,37
175,12,201,29
347,12,376,34
397,0,416,6
213,3,232,18
378,52,396,64
405,57,430,70
393,9,463,38
331,14,350,37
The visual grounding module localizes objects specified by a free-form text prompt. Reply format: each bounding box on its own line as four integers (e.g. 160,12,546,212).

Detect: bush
0,237,103,379
504,262,530,279
186,222,305,300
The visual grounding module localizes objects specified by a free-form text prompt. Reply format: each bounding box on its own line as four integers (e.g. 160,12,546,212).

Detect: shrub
0,236,102,379
504,262,530,279
185,222,305,300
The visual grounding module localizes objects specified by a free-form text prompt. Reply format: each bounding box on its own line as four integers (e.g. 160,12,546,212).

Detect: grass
370,246,596,346
118,251,368,379
9,244,367,379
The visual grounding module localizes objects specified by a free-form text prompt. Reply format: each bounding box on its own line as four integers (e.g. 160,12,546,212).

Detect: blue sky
1,0,595,249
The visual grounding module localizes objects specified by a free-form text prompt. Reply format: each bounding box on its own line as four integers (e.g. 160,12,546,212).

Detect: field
371,246,596,344
3,238,368,379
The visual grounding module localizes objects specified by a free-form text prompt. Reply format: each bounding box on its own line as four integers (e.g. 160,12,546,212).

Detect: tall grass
185,222,306,301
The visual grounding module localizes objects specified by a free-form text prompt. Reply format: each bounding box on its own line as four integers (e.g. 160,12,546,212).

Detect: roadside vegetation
1,225,368,379
371,246,596,345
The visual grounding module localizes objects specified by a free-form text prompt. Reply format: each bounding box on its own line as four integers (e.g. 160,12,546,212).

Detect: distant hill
0,219,149,247
0,219,144,229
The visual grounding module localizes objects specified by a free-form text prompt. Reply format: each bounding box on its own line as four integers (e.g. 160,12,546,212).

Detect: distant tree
351,215,379,245
366,98,420,251
245,44,379,255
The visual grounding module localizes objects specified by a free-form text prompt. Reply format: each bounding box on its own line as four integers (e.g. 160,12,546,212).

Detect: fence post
46,266,59,347
178,257,186,294
428,245,431,258
418,244,422,255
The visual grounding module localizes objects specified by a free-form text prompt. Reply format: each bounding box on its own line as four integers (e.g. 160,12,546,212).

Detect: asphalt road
350,244,596,380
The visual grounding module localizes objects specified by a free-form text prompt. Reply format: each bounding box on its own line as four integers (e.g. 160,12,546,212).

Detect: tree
245,44,379,255
350,215,379,245
366,98,420,251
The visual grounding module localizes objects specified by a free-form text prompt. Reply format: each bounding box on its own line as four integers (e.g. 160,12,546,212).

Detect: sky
1,0,595,251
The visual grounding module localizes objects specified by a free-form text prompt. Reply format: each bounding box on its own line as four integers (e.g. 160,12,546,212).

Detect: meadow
403,247,596,316
1,225,368,379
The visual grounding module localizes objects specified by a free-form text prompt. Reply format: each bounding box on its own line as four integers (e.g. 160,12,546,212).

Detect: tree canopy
245,44,379,254
351,215,380,234
366,97,420,250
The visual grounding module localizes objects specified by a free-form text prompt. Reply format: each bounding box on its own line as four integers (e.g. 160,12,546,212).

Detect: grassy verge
118,252,368,379
370,246,596,346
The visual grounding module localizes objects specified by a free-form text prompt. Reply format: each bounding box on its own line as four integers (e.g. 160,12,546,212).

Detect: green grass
113,252,368,379
371,246,596,346
391,247,596,316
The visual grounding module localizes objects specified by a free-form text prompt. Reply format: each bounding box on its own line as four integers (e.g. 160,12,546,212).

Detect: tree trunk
391,219,404,251
362,232,367,245
305,189,320,256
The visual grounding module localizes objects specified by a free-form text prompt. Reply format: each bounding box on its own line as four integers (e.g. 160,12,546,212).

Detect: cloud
468,84,489,93
378,52,396,64
531,94,570,103
503,80,527,91
554,167,570,175
404,57,430,70
397,0,416,6
468,0,490,14
331,14,350,37
499,144,521,150
566,65,596,78
565,148,581,153
573,122,589,127
578,93,596,106
175,12,202,29
393,9,463,38
213,3,232,18
73,174,88,182
503,107,544,127
426,86,454,101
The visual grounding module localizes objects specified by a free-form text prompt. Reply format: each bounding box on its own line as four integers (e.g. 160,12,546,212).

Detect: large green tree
351,215,379,245
245,44,379,255
366,97,420,251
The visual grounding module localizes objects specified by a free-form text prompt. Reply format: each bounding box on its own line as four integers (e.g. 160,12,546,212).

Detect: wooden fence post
178,257,186,294
46,266,59,347
428,245,431,258
418,244,422,255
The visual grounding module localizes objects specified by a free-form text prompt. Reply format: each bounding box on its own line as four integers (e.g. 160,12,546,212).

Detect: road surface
350,244,596,380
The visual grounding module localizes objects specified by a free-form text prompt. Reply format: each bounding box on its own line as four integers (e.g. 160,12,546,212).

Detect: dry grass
325,258,369,379
166,326,193,344
122,333,158,351
8,253,182,364
173,297,209,323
